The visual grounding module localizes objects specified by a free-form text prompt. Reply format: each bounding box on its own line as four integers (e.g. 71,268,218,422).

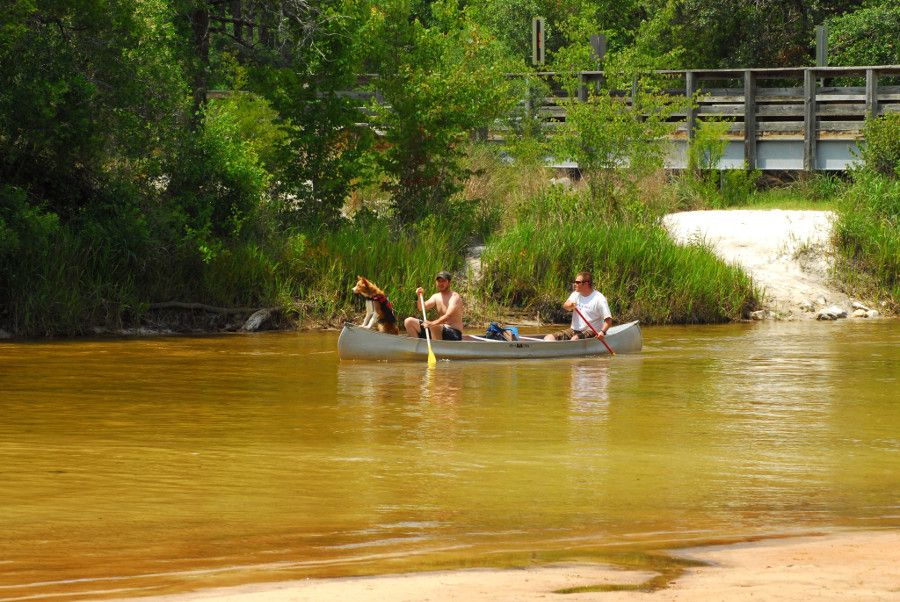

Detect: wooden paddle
573,306,615,356
419,292,437,367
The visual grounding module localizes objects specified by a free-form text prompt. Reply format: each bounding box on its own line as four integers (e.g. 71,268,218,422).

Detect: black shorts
418,324,463,341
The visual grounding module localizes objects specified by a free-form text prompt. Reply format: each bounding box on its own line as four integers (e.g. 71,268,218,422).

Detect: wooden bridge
527,65,900,171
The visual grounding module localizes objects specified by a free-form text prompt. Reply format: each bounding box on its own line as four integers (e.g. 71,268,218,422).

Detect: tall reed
5,225,144,336
833,114,900,308
834,170,900,305
278,217,469,324
478,189,759,324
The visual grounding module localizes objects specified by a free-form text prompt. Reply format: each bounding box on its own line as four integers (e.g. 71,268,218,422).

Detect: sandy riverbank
103,529,899,602
508,208,887,324
662,209,868,319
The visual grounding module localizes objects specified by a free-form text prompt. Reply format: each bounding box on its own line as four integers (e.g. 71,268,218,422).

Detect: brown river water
1,320,898,600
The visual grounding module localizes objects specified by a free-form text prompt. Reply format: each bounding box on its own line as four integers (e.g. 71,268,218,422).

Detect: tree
555,89,681,218
0,0,187,215
181,1,359,117
365,0,522,223
827,0,900,67
467,0,647,63
634,0,867,68
171,0,372,226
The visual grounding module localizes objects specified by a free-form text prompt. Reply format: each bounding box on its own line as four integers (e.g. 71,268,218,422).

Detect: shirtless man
404,271,464,341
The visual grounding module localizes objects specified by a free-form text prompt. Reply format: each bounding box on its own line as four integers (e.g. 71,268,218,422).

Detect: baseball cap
435,270,452,281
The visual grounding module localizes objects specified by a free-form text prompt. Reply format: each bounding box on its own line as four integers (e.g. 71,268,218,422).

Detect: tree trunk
190,3,210,128
230,0,242,45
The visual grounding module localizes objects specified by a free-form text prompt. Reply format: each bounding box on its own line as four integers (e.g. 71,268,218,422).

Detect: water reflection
569,359,610,413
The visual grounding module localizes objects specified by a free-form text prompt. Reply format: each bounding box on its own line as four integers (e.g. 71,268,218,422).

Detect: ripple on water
0,322,898,597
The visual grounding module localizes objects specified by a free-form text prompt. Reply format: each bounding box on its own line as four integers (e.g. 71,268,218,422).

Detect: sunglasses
573,280,590,285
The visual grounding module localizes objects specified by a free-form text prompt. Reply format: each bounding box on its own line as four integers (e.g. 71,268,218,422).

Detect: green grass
673,170,845,212
833,169,900,307
282,217,468,324
737,188,838,211
477,188,760,324
11,148,891,336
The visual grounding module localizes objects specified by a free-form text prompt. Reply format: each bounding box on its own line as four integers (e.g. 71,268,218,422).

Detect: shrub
827,1,900,69
555,90,682,219
857,113,900,179
834,114,900,306
677,120,761,209
166,107,271,250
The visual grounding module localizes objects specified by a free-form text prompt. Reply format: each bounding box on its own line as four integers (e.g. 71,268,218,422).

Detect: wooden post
865,68,879,118
589,34,607,94
686,71,698,142
230,0,242,45
532,17,545,66
816,25,828,87
578,72,587,101
803,69,817,172
743,70,757,170
589,34,607,67
631,76,638,110
815,25,828,66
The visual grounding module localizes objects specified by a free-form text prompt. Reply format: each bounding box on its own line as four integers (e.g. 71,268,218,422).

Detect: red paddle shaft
573,306,615,356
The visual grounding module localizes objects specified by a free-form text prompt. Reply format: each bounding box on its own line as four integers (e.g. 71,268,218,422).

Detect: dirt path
662,210,860,319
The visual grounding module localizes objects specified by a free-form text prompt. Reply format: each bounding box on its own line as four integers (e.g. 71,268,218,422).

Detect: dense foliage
834,114,900,306
1,0,896,335
827,0,900,67
477,187,758,323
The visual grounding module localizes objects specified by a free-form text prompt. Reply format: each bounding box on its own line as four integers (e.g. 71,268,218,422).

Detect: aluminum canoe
337,320,642,361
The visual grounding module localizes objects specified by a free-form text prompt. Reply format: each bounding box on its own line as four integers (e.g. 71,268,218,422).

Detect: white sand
662,210,858,318
102,530,900,602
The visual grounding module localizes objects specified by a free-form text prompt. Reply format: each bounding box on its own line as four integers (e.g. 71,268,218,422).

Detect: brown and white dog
352,276,399,334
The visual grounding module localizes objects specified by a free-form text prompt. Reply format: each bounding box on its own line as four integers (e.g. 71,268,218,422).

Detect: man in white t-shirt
544,271,612,341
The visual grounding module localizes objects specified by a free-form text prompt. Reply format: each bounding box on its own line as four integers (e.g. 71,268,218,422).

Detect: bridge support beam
743,70,757,170
866,69,880,118
686,71,698,142
804,69,817,172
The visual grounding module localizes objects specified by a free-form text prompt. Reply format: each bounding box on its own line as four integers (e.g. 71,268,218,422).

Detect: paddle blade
427,349,437,366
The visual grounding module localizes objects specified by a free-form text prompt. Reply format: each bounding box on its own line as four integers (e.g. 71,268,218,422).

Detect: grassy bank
0,198,471,336
22,136,900,337
476,187,758,324
0,189,759,337
834,171,900,306
480,221,756,324
832,115,900,309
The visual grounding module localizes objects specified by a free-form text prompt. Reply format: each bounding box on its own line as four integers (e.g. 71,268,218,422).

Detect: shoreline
3,210,896,341
101,529,900,602
2,313,897,342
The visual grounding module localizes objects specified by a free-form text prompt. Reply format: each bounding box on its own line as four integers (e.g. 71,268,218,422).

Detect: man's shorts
548,327,590,341
418,323,463,341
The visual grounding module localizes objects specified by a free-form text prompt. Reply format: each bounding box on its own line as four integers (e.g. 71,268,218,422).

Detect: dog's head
352,275,376,297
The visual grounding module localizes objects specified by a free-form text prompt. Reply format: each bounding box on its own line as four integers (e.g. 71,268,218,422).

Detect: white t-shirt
567,289,611,332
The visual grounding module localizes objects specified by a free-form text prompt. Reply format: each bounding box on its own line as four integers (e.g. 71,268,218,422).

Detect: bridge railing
324,65,900,171
518,65,900,171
